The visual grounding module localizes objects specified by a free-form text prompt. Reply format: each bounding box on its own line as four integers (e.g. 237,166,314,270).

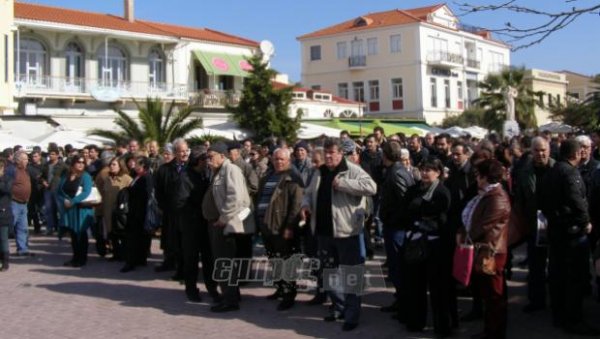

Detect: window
444,80,451,108
390,34,401,53
350,39,364,57
367,38,378,55
311,85,321,90
431,78,438,107
324,109,334,118
547,94,553,106
148,48,165,86
310,45,321,61
97,44,128,86
4,35,8,83
557,94,561,105
336,42,347,60
65,42,84,83
353,81,365,103
457,81,463,100
16,37,47,83
368,80,379,101
489,51,504,73
391,78,403,99
338,82,348,99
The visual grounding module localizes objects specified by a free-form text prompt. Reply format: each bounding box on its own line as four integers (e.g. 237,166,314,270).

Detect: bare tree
454,1,600,50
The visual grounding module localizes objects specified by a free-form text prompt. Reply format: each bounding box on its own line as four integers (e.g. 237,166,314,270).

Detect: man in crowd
542,139,599,336
301,138,377,331
378,141,415,320
8,150,32,256
41,147,67,235
424,132,436,154
373,127,386,146
513,137,555,313
128,139,140,155
85,145,103,178
292,141,312,186
408,134,429,167
203,142,255,313
27,150,44,234
575,135,599,193
146,140,164,173
257,147,304,311
434,133,453,166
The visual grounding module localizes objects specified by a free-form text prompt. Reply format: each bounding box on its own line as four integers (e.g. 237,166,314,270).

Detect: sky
23,0,600,82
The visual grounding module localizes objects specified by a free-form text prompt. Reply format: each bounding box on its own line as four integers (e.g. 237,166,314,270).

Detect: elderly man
256,148,304,311
203,142,255,313
575,135,599,193
147,140,164,173
292,141,312,186
513,137,555,313
301,138,377,331
542,139,598,336
8,150,32,256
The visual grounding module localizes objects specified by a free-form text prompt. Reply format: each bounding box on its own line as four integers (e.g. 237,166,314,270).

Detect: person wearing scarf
404,158,452,336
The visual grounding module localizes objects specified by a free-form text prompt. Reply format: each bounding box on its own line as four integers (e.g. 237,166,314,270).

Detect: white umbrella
539,122,574,133
33,130,114,149
0,132,39,151
444,126,466,137
298,122,342,139
463,126,489,139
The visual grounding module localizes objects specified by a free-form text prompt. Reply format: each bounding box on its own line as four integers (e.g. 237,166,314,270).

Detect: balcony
348,55,367,68
13,74,189,101
466,58,481,69
427,51,464,68
189,89,242,108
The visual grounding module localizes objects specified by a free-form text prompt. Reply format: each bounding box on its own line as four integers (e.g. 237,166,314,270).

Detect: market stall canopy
33,129,115,149
539,122,574,133
192,50,251,77
0,131,38,151
303,119,429,137
298,122,342,139
187,121,250,140
443,126,489,139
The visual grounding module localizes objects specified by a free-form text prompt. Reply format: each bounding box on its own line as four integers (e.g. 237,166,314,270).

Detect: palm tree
474,67,544,131
89,98,203,146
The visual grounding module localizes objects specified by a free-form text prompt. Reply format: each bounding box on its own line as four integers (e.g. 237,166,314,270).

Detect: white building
297,4,511,124
1,0,260,140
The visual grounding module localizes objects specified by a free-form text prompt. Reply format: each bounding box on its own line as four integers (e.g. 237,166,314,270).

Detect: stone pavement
1,233,599,339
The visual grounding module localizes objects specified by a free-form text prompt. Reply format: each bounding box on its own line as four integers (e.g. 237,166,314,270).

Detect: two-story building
2,0,259,140
297,4,511,124
522,69,567,125
558,70,598,102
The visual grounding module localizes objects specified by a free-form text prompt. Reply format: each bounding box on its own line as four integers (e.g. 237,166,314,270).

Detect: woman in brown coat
459,159,510,339
101,157,132,261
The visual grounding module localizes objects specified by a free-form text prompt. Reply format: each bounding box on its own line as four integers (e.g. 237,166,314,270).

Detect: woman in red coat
459,159,510,339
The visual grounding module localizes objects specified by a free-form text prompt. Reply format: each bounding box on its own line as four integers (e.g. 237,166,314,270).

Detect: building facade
297,4,511,124
559,70,598,102
2,0,259,140
522,69,567,125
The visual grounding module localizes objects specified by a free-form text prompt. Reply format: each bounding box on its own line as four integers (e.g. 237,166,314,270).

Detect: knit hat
294,141,309,153
209,142,228,155
341,139,357,155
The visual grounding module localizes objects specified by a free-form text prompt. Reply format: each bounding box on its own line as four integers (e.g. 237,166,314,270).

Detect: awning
193,50,250,77
298,123,341,139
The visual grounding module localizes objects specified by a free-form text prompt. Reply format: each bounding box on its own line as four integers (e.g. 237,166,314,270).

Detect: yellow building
558,70,598,102
523,69,567,126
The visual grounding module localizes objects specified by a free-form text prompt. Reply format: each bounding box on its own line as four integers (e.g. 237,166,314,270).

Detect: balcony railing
13,74,189,100
466,58,481,69
189,89,242,108
348,55,367,68
427,51,465,66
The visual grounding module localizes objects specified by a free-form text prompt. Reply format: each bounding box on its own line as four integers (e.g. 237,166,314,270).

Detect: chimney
124,0,134,22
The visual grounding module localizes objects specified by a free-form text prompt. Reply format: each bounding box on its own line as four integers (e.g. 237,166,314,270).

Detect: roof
272,81,362,105
14,1,258,47
298,4,445,39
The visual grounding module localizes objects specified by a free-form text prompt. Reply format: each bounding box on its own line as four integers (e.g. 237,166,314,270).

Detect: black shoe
564,322,600,336
307,293,327,305
522,303,545,313
210,303,240,313
277,299,295,311
171,273,184,281
63,260,74,267
380,301,399,313
108,256,122,262
154,263,175,272
342,323,358,331
391,313,406,323
266,289,282,300
209,291,223,304
186,293,202,303
120,264,135,273
460,311,483,322
323,314,343,322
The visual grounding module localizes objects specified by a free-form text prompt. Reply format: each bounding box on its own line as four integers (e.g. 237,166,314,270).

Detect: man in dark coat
541,139,599,336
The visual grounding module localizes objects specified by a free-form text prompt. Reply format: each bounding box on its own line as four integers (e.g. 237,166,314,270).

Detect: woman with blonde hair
101,157,132,261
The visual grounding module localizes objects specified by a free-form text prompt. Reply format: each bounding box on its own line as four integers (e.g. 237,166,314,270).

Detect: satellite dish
260,40,275,62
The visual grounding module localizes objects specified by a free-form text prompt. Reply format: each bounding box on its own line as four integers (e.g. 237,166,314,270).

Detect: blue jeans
12,202,29,254
383,227,405,295
44,190,58,234
318,235,363,325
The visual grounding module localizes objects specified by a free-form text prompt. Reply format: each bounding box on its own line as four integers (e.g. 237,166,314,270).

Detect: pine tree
231,55,299,142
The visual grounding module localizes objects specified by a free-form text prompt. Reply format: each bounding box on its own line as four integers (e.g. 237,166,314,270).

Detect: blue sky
24,0,600,82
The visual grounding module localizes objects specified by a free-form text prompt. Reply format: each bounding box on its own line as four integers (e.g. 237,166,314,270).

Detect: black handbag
404,231,429,264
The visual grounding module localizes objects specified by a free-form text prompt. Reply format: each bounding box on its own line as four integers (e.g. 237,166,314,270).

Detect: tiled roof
14,1,258,47
272,81,361,105
298,4,445,39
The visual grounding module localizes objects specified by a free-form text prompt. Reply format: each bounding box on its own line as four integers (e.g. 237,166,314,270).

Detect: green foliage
475,67,543,131
230,55,300,143
551,83,600,133
187,134,227,147
89,98,202,146
441,108,486,128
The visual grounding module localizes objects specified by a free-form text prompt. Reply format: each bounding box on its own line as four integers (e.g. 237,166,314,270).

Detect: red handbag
453,236,474,286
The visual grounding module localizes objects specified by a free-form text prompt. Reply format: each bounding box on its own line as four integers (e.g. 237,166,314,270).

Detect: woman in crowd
459,159,511,339
0,159,13,271
57,155,95,267
404,158,452,336
101,157,132,261
120,157,152,273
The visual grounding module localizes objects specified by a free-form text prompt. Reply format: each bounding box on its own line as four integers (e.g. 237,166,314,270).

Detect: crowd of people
0,127,599,338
